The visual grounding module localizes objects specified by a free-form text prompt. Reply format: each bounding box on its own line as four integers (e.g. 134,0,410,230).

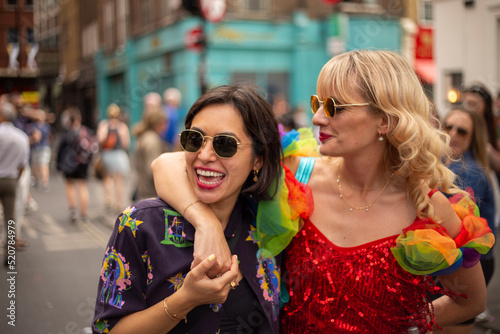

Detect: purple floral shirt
92,197,281,333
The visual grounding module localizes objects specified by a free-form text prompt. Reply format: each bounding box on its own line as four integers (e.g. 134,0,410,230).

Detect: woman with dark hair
92,85,310,333
463,83,500,170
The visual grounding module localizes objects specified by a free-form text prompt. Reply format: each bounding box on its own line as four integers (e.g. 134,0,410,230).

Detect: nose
197,136,217,161
312,106,328,126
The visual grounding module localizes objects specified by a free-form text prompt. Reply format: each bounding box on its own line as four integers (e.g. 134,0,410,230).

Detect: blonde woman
96,104,131,212
152,50,495,332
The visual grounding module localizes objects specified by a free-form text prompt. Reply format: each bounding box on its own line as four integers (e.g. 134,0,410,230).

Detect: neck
339,159,390,193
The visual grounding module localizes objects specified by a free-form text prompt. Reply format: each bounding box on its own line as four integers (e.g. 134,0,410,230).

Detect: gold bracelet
182,199,201,216
163,297,187,323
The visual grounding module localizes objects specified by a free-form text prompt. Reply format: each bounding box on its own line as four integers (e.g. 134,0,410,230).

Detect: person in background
28,109,52,192
462,84,500,171
151,50,495,332
96,103,131,212
162,87,182,149
132,108,169,200
56,106,98,223
92,85,309,333
0,102,30,265
442,107,497,330
9,93,39,247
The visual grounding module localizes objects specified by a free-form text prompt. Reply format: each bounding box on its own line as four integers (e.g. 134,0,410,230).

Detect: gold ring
230,281,237,290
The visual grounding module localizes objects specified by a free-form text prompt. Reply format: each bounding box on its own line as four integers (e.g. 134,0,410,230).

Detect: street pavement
1,168,500,333
1,170,136,334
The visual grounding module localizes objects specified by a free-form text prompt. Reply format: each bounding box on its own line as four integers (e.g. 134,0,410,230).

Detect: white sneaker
25,197,39,214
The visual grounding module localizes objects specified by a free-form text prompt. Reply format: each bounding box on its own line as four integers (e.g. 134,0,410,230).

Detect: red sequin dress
281,218,443,333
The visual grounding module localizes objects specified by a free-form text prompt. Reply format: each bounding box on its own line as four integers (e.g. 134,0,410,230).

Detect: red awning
414,59,435,84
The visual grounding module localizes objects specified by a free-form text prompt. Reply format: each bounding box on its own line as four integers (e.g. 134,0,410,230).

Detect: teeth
199,179,220,185
196,169,224,177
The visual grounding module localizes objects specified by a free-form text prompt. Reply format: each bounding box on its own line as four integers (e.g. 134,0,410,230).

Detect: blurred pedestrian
162,87,182,149
462,83,500,230
0,102,30,264
55,106,98,223
28,109,52,192
96,103,131,212
132,108,169,200
442,106,497,332
9,93,39,244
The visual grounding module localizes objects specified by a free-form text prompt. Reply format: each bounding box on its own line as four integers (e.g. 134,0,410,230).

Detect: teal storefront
95,12,401,128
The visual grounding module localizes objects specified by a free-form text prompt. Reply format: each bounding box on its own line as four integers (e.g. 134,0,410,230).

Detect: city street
1,169,135,334
1,167,500,333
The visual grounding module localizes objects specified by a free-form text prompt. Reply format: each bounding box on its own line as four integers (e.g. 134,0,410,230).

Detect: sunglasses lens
180,130,203,152
324,98,335,117
444,125,468,137
213,136,238,158
310,95,320,114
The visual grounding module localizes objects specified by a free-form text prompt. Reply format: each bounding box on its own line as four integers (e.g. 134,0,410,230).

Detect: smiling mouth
196,169,225,185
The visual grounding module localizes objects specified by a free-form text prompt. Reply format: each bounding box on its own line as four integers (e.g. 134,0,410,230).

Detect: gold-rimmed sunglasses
179,129,249,158
310,95,370,118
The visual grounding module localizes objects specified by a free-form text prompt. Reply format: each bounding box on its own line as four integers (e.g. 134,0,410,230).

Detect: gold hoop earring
253,169,259,182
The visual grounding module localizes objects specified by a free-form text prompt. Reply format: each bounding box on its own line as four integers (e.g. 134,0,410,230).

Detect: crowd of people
1,50,499,333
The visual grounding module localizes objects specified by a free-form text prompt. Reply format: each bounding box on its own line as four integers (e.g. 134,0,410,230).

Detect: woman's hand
179,253,239,309
108,254,239,334
191,219,232,278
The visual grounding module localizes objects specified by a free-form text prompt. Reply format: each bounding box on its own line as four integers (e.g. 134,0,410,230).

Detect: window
26,28,35,43
444,72,462,104
7,28,19,43
117,0,129,46
25,0,33,7
103,0,115,50
141,0,154,26
241,0,269,12
421,0,433,24
6,0,18,6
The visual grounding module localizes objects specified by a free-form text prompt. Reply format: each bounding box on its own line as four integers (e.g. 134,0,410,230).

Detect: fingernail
235,254,238,260
208,254,216,261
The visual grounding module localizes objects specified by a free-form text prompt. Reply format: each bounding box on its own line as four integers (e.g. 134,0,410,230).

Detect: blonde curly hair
317,50,460,219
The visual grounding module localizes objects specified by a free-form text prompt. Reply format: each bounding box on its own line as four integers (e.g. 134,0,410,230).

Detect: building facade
95,0,404,127
34,0,60,111
0,0,37,100
434,0,500,117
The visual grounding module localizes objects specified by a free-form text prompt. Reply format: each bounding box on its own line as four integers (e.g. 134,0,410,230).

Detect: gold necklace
337,164,393,212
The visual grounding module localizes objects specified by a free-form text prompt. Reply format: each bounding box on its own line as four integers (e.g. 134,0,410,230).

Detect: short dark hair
185,84,282,201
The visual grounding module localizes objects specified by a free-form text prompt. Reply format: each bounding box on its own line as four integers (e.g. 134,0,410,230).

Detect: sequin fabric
281,220,447,333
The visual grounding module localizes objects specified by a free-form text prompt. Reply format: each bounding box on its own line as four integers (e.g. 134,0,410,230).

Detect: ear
378,115,389,135
253,155,263,171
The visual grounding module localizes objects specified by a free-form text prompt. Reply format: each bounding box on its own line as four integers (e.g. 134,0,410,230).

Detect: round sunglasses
310,95,370,118
179,129,249,158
